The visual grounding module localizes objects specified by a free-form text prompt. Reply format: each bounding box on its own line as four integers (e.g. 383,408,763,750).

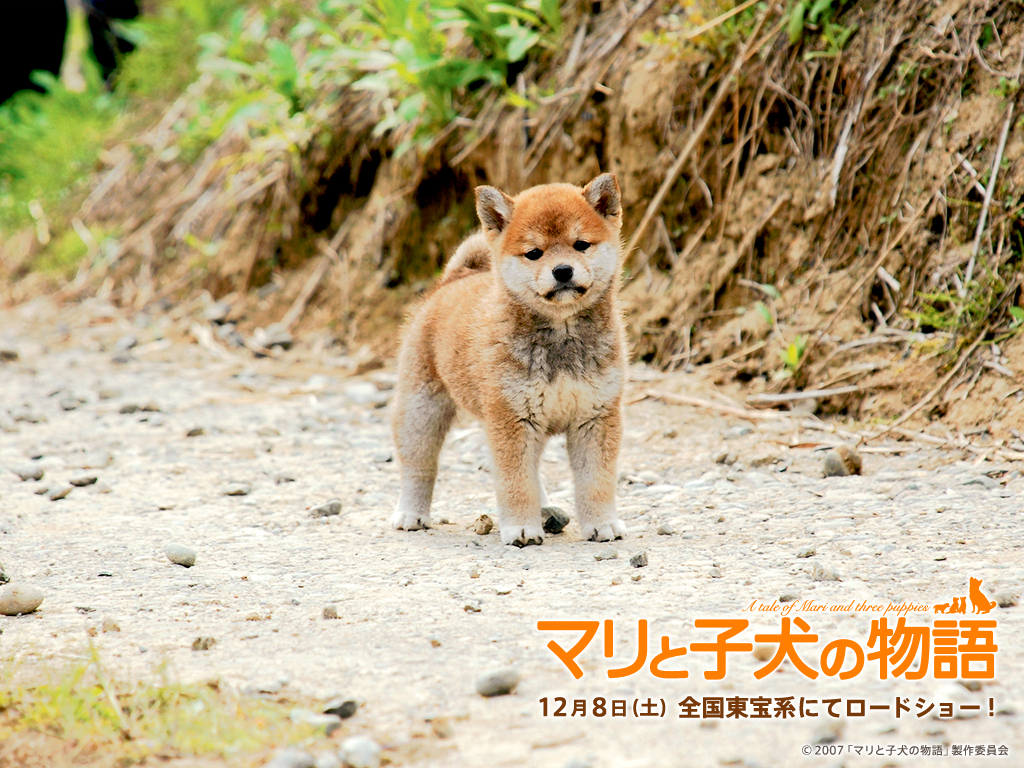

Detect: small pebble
473,514,494,535
70,476,98,487
9,465,43,481
431,716,454,739
630,551,649,568
752,644,774,662
339,735,382,768
0,584,44,615
0,563,7,585
323,605,339,620
119,404,139,414
205,300,232,324
48,486,73,501
192,637,216,651
796,546,816,558
275,473,296,484
185,427,205,437
810,563,841,582
314,752,342,768
264,748,315,768
256,426,280,437
289,709,342,736
476,668,520,697
779,593,799,603
464,601,482,613
996,592,1019,608
97,388,121,400
310,499,343,518
224,483,251,496
708,567,723,579
823,445,862,477
594,548,617,561
140,402,161,412
541,506,570,534
324,699,358,719
656,521,675,535
164,543,197,568
101,616,121,633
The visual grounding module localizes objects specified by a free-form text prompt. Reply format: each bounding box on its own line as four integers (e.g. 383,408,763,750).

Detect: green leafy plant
782,333,808,372
786,0,855,58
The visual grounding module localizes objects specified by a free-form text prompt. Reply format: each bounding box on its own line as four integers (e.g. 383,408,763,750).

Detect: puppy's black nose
552,265,574,283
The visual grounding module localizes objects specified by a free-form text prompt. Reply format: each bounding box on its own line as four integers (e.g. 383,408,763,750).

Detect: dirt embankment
3,0,1023,442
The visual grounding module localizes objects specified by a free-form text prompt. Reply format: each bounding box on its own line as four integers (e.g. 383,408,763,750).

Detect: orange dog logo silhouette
969,577,997,614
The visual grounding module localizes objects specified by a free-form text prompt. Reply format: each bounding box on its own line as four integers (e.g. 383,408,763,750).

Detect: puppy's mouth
543,284,589,302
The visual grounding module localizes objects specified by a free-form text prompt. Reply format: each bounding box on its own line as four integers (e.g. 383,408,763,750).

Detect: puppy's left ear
583,173,621,226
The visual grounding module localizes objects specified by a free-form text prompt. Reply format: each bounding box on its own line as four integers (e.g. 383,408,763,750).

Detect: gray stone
224,483,251,496
708,567,723,579
48,486,73,501
541,506,570,534
962,476,999,489
779,593,799,603
9,465,43,481
164,543,197,568
476,668,520,697
339,735,382,768
996,592,1019,608
630,551,649,568
205,300,232,324
185,426,205,437
70,476,98,487
264,748,316,768
656,521,675,535
59,395,85,411
797,547,816,558
823,445,862,477
289,708,342,736
0,584,44,615
810,563,841,582
119,404,139,414
324,699,358,719
314,752,342,768
594,548,617,561
254,323,294,350
311,500,343,518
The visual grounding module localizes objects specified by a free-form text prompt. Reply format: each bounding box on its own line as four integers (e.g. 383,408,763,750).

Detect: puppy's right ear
475,186,515,239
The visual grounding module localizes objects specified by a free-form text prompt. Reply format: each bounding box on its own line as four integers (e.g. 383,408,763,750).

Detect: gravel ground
1,297,1023,768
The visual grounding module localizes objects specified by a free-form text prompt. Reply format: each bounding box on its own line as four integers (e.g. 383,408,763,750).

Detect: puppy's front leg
567,408,626,542
486,413,545,547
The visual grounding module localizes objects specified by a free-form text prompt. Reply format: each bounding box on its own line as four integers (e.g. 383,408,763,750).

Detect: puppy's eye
573,240,591,252
524,248,543,260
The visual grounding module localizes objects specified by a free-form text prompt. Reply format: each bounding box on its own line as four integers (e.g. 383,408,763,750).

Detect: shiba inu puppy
391,174,627,547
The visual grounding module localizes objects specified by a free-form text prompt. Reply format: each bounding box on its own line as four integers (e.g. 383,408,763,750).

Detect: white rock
0,584,44,615
340,735,382,768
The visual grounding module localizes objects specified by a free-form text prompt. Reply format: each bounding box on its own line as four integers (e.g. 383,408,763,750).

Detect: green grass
0,653,333,763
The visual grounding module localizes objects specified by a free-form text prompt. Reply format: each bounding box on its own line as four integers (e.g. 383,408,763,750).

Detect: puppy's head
475,174,622,320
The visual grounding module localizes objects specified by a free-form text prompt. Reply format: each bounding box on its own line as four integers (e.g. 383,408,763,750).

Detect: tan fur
391,174,627,546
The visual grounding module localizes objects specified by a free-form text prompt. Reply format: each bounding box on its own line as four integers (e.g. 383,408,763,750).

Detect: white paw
583,519,627,542
500,524,545,547
391,508,430,531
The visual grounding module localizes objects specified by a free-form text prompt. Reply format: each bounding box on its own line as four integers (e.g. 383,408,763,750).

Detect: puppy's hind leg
392,386,455,531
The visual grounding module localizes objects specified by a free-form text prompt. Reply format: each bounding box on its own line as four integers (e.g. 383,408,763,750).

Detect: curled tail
439,232,491,286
